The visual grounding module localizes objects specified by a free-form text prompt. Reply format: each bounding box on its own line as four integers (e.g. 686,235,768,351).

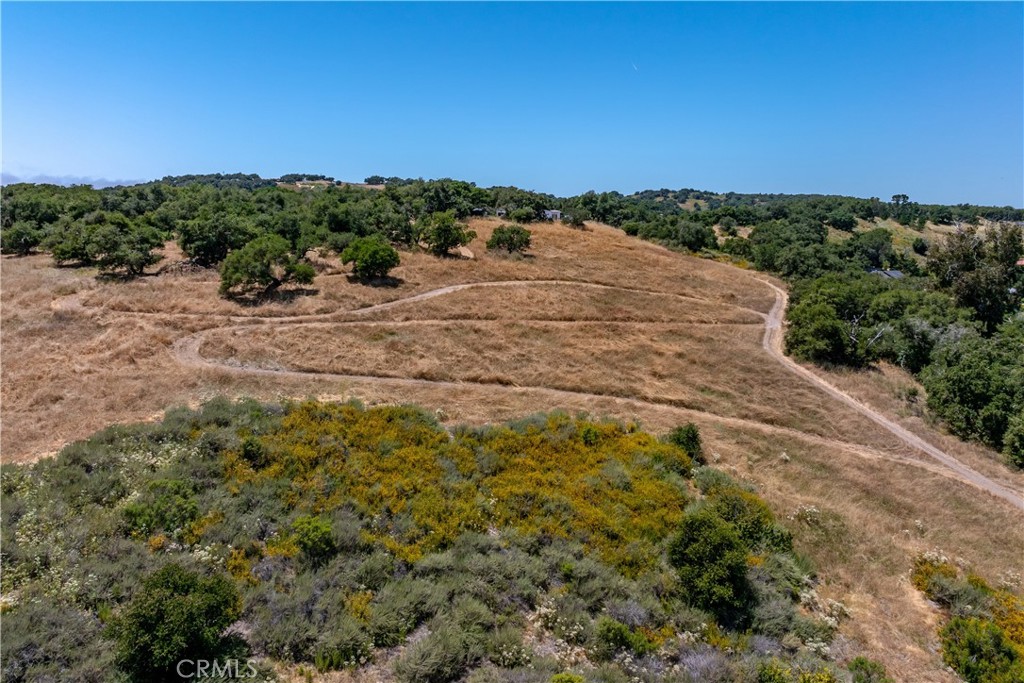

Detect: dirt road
758,279,1023,511
166,277,1022,512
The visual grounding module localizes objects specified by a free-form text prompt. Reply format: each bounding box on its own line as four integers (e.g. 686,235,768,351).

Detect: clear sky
2,2,1022,206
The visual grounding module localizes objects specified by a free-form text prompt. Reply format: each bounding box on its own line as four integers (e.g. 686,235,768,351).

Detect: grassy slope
1,217,1021,679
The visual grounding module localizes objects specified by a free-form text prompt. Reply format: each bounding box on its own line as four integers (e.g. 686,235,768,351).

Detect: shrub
666,423,704,464
292,515,336,567
487,225,532,254
393,621,487,683
550,675,585,683
121,479,199,538
912,237,928,255
312,615,372,671
719,216,738,237
593,616,655,660
757,658,793,683
848,656,893,683
940,617,1024,683
667,510,753,626
706,487,791,553
107,564,242,681
341,236,400,279
219,233,315,295
0,600,113,682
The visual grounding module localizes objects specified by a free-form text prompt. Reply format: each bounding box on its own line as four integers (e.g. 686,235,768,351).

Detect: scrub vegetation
3,399,854,682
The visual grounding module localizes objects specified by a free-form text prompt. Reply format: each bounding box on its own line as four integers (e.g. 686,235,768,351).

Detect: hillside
2,217,1022,680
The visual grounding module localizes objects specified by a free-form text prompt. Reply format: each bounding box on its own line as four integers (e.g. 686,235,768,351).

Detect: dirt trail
757,279,1023,511
166,277,1022,511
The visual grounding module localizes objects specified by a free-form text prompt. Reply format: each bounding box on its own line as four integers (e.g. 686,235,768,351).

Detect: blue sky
2,2,1022,205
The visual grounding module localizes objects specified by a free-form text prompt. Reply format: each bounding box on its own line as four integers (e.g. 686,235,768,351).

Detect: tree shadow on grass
224,287,320,307
345,274,404,288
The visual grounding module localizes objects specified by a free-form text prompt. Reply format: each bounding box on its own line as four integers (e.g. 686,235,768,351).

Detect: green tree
486,225,532,254
508,207,537,224
219,234,315,296
667,509,752,625
785,300,851,364
826,210,857,232
341,236,400,280
920,319,1024,452
677,221,716,251
1,220,45,255
928,224,1023,333
87,217,164,277
107,564,242,682
179,213,258,266
421,211,476,256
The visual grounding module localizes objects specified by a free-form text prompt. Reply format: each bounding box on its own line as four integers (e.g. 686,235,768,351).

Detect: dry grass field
2,217,1022,680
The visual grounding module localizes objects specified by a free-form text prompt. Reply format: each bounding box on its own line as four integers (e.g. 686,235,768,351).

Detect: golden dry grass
2,217,1022,680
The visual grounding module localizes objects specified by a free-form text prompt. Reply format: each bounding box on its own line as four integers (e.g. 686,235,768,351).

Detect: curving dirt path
757,279,1023,510
161,277,1023,511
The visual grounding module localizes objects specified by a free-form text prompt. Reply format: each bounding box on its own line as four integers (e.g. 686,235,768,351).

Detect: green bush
341,235,400,279
706,487,792,553
107,563,242,682
940,616,1024,683
292,515,336,567
487,225,532,254
121,479,199,538
393,621,487,683
667,510,753,626
848,656,893,683
550,675,585,683
312,615,372,671
667,423,704,464
593,616,655,660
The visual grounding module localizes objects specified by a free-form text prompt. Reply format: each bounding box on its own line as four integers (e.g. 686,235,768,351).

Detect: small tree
421,210,476,256
486,225,532,254
341,236,400,280
219,234,315,296
563,207,591,228
108,564,242,682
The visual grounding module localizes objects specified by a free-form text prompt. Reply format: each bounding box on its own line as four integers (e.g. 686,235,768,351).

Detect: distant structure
869,268,905,279
543,209,562,221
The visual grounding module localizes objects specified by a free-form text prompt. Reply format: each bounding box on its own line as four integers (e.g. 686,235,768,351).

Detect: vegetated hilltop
1,174,1022,681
